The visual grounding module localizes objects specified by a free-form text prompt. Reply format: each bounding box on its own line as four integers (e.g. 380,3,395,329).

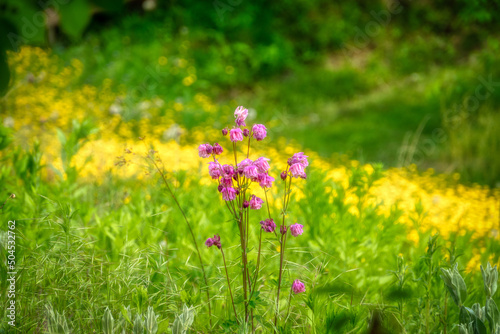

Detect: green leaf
441,264,467,307
102,307,114,334
486,298,500,331
481,262,498,299
58,0,92,41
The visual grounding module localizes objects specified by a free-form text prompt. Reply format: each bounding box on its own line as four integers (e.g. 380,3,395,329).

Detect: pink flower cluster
198,143,224,158
205,234,221,249
230,106,267,142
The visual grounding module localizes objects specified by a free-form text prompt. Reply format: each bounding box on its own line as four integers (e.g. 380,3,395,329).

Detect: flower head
222,128,228,136
290,223,304,237
213,143,223,155
234,106,248,127
198,144,213,158
254,157,270,173
260,218,276,233
230,128,244,142
288,152,309,168
290,163,306,179
205,238,214,247
249,195,264,210
237,158,253,175
220,176,233,188
243,165,258,179
243,128,250,137
206,234,221,249
222,164,235,177
208,161,221,179
252,124,267,141
221,187,237,201
243,200,250,208
258,173,275,188
292,280,305,294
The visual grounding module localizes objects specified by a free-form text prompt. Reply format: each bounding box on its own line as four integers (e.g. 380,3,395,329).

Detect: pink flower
220,176,233,187
230,128,244,142
206,234,221,249
288,152,309,168
252,124,267,141
222,164,235,177
205,238,214,247
260,218,276,233
222,128,228,136
292,280,305,294
290,163,306,179
220,176,233,188
258,173,275,188
243,128,250,137
221,187,237,201
208,161,221,179
290,223,303,237
243,165,258,179
234,106,248,127
198,144,213,158
237,158,253,175
243,200,249,208
254,157,270,173
213,143,223,155
249,195,263,210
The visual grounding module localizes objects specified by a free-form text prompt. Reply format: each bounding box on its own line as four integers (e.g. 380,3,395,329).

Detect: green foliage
172,305,196,334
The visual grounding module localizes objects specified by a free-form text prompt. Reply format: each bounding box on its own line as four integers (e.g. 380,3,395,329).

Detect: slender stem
238,218,249,321
221,247,239,324
264,189,272,219
275,232,287,327
251,229,263,295
246,132,252,158
285,287,293,323
275,173,292,329
150,157,212,326
443,290,448,334
233,142,238,168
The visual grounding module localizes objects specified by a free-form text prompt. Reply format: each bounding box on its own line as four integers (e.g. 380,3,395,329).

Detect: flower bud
243,128,250,137
280,225,288,235
280,171,287,181
222,128,228,136
243,200,250,208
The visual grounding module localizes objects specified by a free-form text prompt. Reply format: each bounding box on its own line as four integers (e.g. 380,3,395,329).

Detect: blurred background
1,0,499,187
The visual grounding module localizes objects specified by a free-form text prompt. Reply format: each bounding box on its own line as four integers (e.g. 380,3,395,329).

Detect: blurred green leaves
59,0,92,41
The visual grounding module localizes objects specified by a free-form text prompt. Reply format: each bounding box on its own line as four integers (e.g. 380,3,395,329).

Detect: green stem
221,247,239,324
285,287,293,323
251,229,263,295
